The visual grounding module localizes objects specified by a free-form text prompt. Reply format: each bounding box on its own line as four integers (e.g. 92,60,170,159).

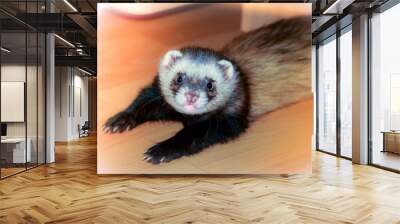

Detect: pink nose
185,92,199,105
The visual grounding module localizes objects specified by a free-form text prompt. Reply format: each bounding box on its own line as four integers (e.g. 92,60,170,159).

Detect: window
317,35,337,154
316,24,353,159
370,3,400,171
339,27,352,158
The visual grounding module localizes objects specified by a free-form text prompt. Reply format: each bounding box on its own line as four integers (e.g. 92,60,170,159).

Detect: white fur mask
158,49,239,115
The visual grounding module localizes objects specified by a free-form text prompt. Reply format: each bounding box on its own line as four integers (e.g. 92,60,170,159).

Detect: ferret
104,16,311,164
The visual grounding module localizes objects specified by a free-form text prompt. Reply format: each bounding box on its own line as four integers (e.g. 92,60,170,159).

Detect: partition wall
0,0,46,179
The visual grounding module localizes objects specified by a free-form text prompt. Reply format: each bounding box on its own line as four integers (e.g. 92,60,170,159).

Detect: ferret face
158,49,238,115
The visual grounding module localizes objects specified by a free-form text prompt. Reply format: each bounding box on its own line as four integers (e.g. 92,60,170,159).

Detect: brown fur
222,16,312,119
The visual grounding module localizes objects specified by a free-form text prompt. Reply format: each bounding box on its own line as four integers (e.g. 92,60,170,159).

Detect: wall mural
97,3,313,174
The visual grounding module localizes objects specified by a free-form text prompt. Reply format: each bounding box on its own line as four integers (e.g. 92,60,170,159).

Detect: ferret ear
161,50,183,69
218,59,236,81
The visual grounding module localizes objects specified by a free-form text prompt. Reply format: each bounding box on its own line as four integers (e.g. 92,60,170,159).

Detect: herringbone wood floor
1,135,400,224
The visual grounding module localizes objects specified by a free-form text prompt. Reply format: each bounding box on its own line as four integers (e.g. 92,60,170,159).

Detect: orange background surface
97,3,312,174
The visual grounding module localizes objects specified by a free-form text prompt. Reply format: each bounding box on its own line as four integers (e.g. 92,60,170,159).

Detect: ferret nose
185,92,199,104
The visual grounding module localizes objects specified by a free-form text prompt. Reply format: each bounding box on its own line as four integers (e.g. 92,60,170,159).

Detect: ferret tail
221,16,312,119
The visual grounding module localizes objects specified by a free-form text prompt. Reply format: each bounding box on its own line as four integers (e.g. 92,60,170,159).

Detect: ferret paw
103,111,136,134
143,143,183,164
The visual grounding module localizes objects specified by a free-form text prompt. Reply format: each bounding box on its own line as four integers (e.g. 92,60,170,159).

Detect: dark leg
144,115,248,164
103,84,181,133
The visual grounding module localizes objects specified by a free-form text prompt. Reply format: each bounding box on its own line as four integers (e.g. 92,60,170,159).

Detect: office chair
79,121,90,138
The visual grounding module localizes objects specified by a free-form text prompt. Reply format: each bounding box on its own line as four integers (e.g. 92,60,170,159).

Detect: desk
381,131,400,154
1,138,31,163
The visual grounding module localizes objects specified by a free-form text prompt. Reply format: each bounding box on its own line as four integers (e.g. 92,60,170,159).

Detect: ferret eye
207,82,213,91
176,73,184,84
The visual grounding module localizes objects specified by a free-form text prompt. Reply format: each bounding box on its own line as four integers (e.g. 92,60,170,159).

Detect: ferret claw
144,155,152,162
112,127,119,133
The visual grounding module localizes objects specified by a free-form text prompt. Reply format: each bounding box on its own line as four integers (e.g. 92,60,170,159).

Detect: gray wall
54,66,89,141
